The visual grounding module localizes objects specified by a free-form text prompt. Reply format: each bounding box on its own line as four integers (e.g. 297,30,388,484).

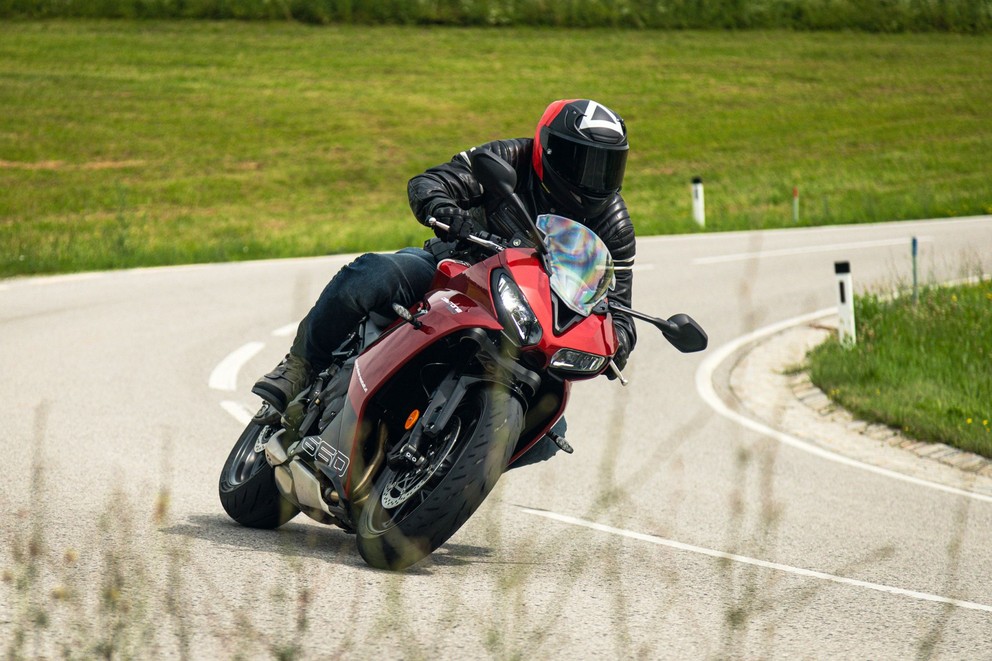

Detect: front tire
219,422,299,529
356,386,523,570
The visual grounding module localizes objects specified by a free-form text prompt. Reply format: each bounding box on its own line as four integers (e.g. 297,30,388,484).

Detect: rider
252,99,638,438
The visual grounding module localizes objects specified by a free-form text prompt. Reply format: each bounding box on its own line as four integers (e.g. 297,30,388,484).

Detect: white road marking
520,507,992,614
209,341,265,392
695,309,992,504
220,400,255,426
273,322,297,337
692,236,933,265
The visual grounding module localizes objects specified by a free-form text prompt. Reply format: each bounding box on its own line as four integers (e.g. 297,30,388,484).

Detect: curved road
2,216,990,658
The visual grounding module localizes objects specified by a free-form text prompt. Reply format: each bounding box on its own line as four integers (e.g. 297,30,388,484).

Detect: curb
789,370,992,480
728,320,992,497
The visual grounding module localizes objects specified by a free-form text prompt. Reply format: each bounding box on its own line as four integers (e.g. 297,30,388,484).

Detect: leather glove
607,326,631,379
432,207,475,243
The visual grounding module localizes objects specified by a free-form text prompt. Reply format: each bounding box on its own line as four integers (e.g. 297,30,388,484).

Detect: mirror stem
607,301,680,337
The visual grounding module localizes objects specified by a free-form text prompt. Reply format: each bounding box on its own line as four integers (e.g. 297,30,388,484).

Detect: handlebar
427,217,507,253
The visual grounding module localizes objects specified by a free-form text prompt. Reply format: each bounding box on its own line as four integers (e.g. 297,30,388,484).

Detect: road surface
2,216,990,658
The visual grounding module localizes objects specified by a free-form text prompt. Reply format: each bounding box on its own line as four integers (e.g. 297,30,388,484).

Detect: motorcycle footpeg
252,402,281,426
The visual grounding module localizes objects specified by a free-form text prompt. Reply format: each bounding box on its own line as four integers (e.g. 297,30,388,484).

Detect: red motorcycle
218,152,707,570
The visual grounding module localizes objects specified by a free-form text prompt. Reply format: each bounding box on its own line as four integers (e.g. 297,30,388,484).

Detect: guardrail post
835,261,856,347
691,176,705,227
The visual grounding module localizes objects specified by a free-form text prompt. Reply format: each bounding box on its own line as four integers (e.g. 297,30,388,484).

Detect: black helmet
533,99,628,218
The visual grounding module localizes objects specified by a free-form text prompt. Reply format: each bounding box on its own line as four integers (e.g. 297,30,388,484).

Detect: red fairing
340,247,617,491
499,249,618,365
340,252,506,492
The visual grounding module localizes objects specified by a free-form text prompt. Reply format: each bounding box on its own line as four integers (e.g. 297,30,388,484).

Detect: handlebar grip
426,217,505,253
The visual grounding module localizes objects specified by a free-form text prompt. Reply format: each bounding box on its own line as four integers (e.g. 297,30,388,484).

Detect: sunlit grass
2,22,991,277
807,279,992,457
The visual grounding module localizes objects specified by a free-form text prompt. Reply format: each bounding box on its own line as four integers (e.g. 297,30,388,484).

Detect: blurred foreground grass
808,279,992,457
1,22,991,276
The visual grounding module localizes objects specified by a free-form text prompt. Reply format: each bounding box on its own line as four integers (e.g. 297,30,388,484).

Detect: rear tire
219,422,299,529
356,386,522,570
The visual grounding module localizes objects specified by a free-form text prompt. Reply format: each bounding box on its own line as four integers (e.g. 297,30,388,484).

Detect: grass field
1,21,991,276
808,280,992,458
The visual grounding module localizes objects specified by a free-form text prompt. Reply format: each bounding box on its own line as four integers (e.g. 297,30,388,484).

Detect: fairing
322,243,617,500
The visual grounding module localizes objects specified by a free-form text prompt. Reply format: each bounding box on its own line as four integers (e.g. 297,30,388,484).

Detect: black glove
607,326,631,379
432,207,475,243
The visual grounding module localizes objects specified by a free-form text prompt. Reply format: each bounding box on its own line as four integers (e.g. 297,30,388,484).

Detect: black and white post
691,176,705,227
835,261,856,347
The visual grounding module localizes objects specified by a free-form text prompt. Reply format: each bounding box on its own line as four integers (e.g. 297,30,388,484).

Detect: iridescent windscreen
536,214,615,316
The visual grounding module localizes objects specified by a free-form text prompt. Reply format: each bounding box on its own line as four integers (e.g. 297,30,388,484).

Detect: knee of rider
331,254,382,306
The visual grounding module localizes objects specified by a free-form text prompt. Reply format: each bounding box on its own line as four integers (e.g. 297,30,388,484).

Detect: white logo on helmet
576,101,624,138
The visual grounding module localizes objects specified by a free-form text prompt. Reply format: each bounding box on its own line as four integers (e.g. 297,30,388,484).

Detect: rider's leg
303,248,437,370
253,248,437,412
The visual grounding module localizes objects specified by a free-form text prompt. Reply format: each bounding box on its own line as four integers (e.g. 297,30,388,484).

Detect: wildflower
966,418,973,424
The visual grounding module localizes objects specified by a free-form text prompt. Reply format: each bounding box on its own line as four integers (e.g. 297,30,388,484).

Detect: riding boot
252,318,313,413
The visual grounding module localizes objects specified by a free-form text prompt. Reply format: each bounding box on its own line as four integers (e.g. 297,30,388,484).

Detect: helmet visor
546,132,628,194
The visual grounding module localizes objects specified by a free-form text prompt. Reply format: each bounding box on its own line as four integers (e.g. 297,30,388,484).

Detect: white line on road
220,400,256,426
520,507,992,614
209,341,265,392
695,309,992,504
692,236,933,265
273,322,297,337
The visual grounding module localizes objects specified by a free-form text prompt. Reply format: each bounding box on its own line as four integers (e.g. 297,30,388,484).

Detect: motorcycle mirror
469,149,547,256
469,149,517,198
608,302,708,354
662,314,708,353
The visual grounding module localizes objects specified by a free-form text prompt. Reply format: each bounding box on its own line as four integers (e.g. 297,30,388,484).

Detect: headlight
494,273,543,346
550,349,607,374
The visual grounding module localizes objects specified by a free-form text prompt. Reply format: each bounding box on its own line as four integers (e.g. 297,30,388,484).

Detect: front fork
387,328,542,471
387,372,490,470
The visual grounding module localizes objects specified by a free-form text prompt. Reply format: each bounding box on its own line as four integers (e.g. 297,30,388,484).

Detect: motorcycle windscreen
537,214,616,316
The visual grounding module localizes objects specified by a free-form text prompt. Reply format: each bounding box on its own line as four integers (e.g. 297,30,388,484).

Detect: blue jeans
302,248,438,370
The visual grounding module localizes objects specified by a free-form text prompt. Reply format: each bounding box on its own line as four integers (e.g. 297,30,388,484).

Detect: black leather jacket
407,137,637,358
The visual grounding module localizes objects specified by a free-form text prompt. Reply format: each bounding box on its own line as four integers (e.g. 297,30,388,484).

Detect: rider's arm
594,197,638,367
407,138,533,227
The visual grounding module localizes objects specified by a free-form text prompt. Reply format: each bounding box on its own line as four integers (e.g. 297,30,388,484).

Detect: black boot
252,352,312,413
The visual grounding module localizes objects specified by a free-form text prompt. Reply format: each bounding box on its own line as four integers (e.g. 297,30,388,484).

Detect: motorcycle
218,151,707,570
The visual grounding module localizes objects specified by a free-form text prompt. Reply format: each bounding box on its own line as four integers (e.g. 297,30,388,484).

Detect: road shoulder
728,320,992,497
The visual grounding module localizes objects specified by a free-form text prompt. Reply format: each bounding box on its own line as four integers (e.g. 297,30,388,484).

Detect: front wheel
219,422,299,529
356,386,523,570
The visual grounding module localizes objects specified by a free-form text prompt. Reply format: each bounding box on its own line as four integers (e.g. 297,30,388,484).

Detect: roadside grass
807,279,992,458
2,22,992,277
5,0,992,32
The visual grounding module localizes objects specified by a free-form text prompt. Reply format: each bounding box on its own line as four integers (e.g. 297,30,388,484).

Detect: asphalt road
2,216,991,659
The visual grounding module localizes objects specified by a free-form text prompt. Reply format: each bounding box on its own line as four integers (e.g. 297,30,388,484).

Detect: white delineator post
692,176,705,227
835,261,856,347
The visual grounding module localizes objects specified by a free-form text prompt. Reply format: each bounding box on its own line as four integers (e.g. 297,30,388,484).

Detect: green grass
1,22,992,277
4,0,992,32
807,280,992,457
